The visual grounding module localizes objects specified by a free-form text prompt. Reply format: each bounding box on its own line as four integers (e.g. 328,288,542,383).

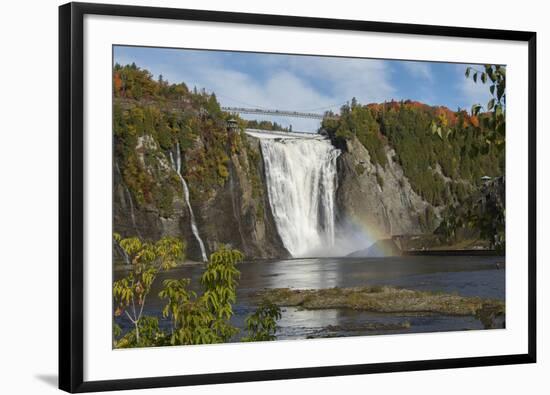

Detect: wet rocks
257,286,505,322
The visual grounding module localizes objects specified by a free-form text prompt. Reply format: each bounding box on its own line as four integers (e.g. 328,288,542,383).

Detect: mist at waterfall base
310,220,376,258
258,133,375,258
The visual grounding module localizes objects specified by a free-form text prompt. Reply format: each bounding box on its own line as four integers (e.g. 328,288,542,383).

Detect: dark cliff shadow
35,374,58,388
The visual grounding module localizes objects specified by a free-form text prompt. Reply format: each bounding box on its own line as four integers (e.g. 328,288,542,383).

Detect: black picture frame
59,2,537,392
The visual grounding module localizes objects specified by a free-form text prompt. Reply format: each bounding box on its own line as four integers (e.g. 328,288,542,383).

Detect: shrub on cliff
323,98,387,168
113,64,242,208
323,96,503,207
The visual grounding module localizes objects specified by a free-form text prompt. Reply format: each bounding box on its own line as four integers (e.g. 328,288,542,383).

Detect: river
114,255,505,341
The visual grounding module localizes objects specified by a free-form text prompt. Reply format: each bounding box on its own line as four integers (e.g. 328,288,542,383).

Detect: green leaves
114,316,167,348
208,245,245,266
324,102,387,167
119,237,143,257
430,120,453,141
471,103,482,116
113,241,281,348
495,105,503,118
242,301,282,342
496,80,505,102
196,245,242,341
113,277,133,307
435,63,506,252
113,235,187,347
466,66,490,86
465,64,505,147
154,236,185,270
143,245,248,347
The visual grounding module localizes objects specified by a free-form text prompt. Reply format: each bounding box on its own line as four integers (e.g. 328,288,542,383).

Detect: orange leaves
114,72,123,95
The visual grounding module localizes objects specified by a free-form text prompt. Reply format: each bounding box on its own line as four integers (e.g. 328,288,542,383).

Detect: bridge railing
222,106,326,120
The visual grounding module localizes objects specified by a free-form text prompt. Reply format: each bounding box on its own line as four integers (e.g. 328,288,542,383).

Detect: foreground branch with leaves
113,234,185,345
433,65,506,252
113,237,281,348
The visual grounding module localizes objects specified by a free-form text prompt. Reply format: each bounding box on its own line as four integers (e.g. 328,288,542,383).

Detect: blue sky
114,46,492,132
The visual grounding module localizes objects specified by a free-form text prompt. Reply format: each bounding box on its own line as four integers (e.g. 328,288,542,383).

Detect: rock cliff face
198,135,288,259
335,136,439,242
114,132,440,261
113,134,288,261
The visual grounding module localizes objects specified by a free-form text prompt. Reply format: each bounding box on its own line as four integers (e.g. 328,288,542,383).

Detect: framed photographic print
59,2,537,392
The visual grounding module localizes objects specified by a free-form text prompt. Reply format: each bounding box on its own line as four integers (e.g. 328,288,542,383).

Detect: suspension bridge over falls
222,106,328,120
223,106,341,135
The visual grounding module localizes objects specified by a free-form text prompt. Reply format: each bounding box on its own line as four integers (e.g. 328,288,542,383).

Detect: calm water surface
114,255,505,340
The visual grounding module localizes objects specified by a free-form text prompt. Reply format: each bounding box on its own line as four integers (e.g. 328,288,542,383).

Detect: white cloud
188,62,334,131
117,50,397,131
456,65,493,110
267,55,396,107
401,61,433,82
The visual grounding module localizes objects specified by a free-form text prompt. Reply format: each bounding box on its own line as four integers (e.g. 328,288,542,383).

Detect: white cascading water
260,136,341,257
169,142,208,262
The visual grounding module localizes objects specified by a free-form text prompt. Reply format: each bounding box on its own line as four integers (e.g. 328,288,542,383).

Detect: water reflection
261,258,343,290
276,308,485,340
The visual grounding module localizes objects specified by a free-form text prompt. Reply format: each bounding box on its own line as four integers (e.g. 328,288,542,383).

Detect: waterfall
260,137,340,257
169,143,208,262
